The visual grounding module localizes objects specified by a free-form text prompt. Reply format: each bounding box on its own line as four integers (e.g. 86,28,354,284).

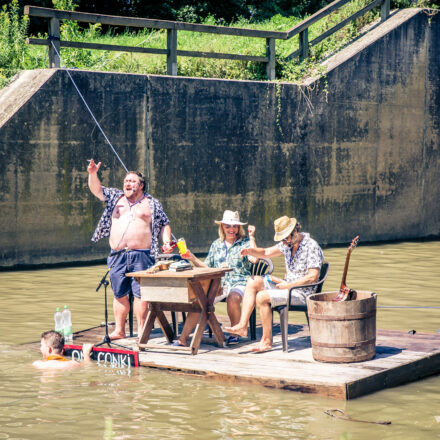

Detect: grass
0,0,435,88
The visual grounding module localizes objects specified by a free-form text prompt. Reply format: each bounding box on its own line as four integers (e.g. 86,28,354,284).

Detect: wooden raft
134,327,440,399
26,321,440,400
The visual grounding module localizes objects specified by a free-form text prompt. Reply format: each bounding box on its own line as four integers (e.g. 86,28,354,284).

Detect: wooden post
265,38,276,81
48,17,61,68
167,28,177,76
299,28,309,61
381,0,390,21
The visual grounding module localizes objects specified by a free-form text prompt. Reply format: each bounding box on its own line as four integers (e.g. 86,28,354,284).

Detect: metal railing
24,0,390,80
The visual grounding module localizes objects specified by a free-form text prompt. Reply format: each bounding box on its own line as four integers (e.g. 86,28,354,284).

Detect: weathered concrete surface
0,8,438,267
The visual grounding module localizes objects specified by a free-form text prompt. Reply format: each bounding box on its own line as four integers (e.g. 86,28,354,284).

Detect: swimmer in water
33,330,93,370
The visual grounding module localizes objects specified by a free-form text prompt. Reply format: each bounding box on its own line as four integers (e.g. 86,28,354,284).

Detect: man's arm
160,224,173,253
241,244,282,259
87,159,104,202
277,268,320,290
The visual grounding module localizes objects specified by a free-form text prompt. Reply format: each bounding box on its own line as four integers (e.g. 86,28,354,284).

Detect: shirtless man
88,159,173,340
33,330,93,370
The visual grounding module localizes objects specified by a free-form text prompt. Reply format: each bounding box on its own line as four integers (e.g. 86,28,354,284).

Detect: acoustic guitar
333,236,359,302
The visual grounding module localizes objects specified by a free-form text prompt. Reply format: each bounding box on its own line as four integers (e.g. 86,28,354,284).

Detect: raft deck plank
24,318,440,400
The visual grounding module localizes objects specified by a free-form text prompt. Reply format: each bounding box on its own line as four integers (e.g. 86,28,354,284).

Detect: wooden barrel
306,291,377,363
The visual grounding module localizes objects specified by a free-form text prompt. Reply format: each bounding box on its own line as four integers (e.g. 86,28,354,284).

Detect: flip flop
226,335,240,345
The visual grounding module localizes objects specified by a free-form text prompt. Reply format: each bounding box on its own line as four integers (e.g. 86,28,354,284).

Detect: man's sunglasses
282,233,294,242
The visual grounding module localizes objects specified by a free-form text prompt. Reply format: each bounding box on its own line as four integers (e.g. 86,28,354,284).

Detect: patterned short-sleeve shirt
205,237,252,289
91,187,169,258
277,232,324,296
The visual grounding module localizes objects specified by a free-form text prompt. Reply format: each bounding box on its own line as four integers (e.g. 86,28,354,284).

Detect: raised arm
247,225,258,264
87,159,104,201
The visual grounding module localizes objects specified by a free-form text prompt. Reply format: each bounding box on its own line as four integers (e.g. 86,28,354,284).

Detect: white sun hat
214,210,247,225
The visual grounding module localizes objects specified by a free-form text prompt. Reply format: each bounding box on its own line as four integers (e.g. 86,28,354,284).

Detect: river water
1,241,440,439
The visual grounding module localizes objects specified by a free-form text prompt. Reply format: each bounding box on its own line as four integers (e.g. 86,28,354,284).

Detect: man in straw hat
225,215,323,352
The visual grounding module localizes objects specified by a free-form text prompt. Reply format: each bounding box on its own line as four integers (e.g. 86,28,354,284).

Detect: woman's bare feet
223,325,248,338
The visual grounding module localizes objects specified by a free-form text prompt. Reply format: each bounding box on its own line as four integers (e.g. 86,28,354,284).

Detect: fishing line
378,306,440,309
49,39,128,173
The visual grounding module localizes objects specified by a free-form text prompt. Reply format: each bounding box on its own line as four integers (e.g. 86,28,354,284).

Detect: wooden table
126,267,231,355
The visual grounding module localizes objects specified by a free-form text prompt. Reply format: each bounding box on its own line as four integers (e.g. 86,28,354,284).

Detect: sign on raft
64,345,139,368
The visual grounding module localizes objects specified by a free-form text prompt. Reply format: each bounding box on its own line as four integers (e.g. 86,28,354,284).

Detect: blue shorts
107,249,154,299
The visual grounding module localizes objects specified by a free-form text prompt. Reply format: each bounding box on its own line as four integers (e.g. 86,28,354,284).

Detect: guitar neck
340,249,353,289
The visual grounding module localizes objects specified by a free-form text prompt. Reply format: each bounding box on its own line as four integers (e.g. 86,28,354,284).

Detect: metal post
381,0,390,21
266,37,276,81
167,29,177,76
48,17,61,68
299,28,309,62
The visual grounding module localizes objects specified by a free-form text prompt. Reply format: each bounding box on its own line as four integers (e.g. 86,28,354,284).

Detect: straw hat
215,210,247,225
273,216,297,241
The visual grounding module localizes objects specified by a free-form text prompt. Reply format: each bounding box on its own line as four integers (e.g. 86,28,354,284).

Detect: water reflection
1,341,439,439
1,241,440,439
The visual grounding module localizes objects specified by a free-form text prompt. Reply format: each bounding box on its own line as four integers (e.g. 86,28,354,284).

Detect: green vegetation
0,0,438,89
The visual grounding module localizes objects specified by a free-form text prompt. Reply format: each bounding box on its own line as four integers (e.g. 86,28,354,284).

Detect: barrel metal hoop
308,309,376,321
310,338,376,348
313,352,375,363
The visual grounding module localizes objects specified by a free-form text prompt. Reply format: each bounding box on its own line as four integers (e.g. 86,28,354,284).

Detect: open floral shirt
91,187,169,258
205,237,252,289
277,233,324,296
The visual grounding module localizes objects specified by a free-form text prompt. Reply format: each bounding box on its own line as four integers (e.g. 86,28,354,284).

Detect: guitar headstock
348,236,359,252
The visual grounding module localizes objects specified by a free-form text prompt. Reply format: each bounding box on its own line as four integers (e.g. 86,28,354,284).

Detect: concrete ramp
325,9,422,76
0,69,56,128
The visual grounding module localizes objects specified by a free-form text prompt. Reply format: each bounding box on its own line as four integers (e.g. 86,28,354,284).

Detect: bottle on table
54,307,63,334
62,305,73,342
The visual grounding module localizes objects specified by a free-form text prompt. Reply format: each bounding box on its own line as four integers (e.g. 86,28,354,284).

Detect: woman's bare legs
224,276,265,337
177,292,244,344
226,292,242,337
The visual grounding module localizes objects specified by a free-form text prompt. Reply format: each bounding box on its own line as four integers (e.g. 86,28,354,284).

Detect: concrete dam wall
0,8,438,268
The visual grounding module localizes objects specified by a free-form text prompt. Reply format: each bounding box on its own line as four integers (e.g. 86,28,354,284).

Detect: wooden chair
272,262,330,352
248,258,274,340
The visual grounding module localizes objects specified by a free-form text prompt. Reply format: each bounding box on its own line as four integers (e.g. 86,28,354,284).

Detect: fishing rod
49,39,129,173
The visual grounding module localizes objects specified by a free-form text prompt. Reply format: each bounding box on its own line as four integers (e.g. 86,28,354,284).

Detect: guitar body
333,236,359,302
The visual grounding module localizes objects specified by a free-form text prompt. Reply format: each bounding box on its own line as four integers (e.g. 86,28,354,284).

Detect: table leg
156,310,174,343
205,278,226,347
190,278,226,350
190,312,208,355
138,310,156,348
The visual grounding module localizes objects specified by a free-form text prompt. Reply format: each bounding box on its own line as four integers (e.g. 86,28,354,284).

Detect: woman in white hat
173,210,257,346
225,215,324,352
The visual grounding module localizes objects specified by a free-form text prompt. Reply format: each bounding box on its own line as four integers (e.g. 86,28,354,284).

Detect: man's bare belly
109,197,152,250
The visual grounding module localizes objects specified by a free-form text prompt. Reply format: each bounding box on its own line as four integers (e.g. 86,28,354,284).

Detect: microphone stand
95,270,131,350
